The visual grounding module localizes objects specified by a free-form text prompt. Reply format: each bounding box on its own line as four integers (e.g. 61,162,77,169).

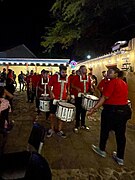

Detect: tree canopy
41,0,135,60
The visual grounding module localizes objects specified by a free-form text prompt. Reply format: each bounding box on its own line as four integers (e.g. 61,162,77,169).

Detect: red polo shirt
31,74,40,88
68,74,75,85
97,78,109,93
48,74,68,100
68,75,76,95
103,78,128,105
71,75,91,97
25,75,31,87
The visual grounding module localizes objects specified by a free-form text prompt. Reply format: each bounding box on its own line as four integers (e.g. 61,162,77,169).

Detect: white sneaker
81,125,90,131
46,129,54,138
73,128,79,133
92,144,106,158
35,108,38,112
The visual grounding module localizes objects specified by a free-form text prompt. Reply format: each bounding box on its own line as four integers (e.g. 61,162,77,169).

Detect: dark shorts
49,99,57,114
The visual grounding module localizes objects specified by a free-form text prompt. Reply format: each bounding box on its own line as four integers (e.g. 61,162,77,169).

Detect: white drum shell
56,102,76,122
82,94,99,110
39,99,50,112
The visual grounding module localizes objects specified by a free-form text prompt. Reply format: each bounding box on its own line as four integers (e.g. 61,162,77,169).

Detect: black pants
99,105,132,159
27,88,36,103
19,82,24,91
0,108,9,130
75,97,86,128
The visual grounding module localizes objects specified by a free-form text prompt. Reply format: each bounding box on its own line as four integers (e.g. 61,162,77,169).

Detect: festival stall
0,58,70,78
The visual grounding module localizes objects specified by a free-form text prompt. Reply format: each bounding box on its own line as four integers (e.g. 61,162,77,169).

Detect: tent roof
0,44,70,66
0,44,36,58
0,58,70,66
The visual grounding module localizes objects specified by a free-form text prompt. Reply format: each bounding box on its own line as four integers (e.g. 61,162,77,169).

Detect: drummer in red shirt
87,67,132,166
71,65,91,133
47,65,70,138
36,69,50,114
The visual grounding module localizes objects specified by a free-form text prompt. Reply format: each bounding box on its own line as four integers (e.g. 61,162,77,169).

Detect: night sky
0,0,54,56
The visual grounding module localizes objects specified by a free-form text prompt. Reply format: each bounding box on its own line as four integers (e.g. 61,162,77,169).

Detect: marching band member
87,67,132,166
71,65,91,133
36,69,49,114
47,65,69,138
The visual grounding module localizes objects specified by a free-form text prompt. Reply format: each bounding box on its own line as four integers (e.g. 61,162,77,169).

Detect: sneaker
57,130,66,138
112,151,124,166
46,129,54,138
35,115,39,121
91,144,106,158
73,128,79,133
35,108,38,112
81,125,90,131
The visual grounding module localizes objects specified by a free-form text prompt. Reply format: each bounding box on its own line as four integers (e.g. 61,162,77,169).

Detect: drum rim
83,94,99,100
58,101,75,108
39,97,50,101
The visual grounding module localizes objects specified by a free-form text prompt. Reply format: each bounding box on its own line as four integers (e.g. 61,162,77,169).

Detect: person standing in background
97,71,108,96
18,71,25,92
5,69,15,110
0,68,7,86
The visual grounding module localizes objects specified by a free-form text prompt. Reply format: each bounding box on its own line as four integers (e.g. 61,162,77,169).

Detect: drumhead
39,97,50,100
85,94,99,100
58,102,75,108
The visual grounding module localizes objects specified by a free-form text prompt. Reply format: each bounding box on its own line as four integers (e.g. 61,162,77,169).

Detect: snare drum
56,102,76,122
39,97,50,112
82,94,99,110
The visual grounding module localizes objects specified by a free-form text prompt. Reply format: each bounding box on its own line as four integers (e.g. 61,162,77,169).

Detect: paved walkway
3,91,135,179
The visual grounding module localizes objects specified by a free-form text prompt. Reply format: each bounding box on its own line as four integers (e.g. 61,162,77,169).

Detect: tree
41,0,135,59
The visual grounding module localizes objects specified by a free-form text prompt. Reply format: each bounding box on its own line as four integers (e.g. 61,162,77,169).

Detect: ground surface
2,91,135,179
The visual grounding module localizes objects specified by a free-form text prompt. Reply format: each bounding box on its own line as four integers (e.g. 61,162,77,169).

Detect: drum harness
58,74,68,101
79,75,89,95
41,77,49,97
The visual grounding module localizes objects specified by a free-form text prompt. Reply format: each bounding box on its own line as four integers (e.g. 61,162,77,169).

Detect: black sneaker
57,131,66,138
112,151,124,166
46,129,54,138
